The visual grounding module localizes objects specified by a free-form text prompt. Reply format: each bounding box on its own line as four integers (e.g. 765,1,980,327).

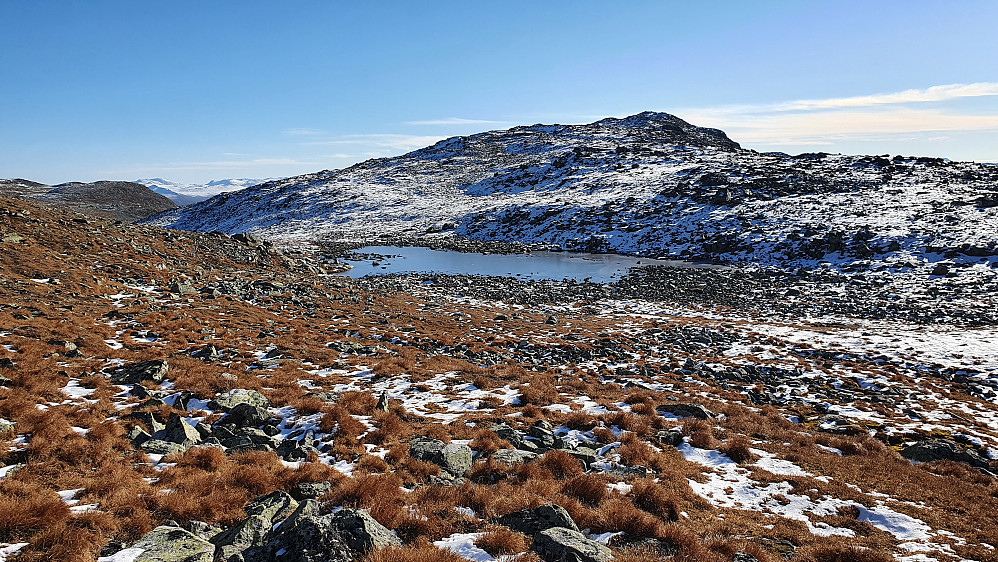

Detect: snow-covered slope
143,112,998,272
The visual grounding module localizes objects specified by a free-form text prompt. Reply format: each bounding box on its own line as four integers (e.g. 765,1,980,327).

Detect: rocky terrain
144,112,998,279
0,180,177,223
2,193,998,562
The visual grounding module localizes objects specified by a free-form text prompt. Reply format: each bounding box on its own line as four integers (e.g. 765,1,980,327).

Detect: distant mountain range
135,178,270,206
143,111,998,272
0,179,177,222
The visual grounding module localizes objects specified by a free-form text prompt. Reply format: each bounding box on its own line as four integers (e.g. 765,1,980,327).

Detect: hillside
0,180,177,222
2,197,998,561
144,112,998,275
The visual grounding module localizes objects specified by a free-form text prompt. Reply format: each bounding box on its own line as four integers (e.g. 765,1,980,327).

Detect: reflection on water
343,246,712,283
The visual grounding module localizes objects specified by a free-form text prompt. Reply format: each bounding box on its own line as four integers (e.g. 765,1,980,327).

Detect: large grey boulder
126,525,215,562
496,504,579,537
243,502,400,562
409,435,473,476
223,403,271,428
533,527,613,562
210,389,271,411
111,359,169,384
212,491,298,561
328,509,402,554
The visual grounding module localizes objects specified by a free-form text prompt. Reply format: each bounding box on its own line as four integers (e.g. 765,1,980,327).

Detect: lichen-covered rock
496,504,579,537
125,525,214,562
212,491,298,561
140,439,187,456
210,389,271,411
532,527,613,562
409,435,473,476
492,448,539,465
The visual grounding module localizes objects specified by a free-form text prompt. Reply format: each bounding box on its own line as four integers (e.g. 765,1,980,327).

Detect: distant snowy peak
135,178,272,205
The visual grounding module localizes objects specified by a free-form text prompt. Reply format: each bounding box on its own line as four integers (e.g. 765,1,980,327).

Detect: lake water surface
343,246,712,283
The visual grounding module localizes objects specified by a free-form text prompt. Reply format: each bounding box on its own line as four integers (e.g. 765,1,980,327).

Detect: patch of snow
432,532,494,561
857,504,932,541
0,543,30,562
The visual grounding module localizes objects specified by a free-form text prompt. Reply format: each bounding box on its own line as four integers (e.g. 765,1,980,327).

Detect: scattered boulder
532,527,612,562
111,359,168,384
375,390,389,412
243,502,400,562
655,428,684,447
409,435,473,476
211,389,271,411
901,438,991,469
223,403,272,428
492,448,539,465
212,491,298,561
930,263,951,276
164,413,203,448
140,439,187,456
169,280,196,295
496,504,579,537
191,344,221,362
277,438,319,462
123,411,166,434
327,508,402,554
47,339,80,356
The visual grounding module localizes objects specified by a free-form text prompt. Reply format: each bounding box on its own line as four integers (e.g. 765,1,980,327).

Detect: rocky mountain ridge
0,179,177,222
143,112,998,276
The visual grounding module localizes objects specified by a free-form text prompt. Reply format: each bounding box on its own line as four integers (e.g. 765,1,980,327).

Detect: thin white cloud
405,117,508,126
283,127,325,136
674,83,998,147
689,82,998,118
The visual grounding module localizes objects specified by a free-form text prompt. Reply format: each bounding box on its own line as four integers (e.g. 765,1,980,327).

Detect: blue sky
2,1,997,185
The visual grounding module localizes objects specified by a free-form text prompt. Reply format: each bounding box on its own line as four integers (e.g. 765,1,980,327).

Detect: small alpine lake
342,245,716,283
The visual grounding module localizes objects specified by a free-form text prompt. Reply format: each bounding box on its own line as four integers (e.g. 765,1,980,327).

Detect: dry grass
718,434,758,463
560,474,610,506
3,198,998,560
474,525,530,556
535,450,584,480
